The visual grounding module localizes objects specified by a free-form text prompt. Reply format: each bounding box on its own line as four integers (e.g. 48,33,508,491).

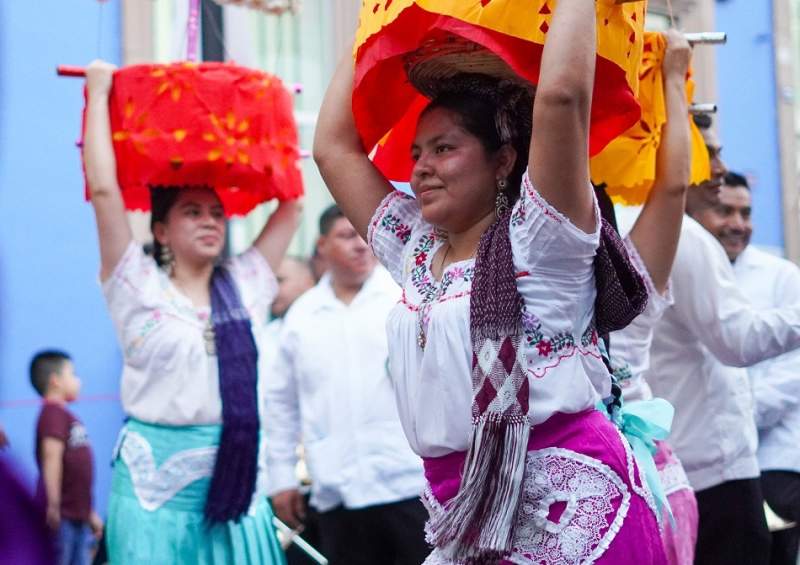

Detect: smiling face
695,183,753,262
153,187,226,268
410,106,516,233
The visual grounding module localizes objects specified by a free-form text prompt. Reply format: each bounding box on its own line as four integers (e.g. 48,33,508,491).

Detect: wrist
87,91,111,104
663,71,686,83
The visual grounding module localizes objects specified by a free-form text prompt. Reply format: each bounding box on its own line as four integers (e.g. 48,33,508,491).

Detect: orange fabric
355,1,648,183
590,32,711,206
82,62,304,216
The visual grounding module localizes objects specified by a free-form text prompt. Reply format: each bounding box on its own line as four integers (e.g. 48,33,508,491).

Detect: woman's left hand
662,29,692,80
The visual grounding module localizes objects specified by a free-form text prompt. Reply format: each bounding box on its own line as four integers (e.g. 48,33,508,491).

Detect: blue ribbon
598,398,675,525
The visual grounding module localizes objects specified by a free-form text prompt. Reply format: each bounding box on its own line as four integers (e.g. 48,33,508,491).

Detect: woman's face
155,188,226,267
410,107,514,232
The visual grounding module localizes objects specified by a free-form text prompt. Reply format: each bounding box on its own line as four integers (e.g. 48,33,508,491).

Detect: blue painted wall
0,1,124,516
715,0,784,252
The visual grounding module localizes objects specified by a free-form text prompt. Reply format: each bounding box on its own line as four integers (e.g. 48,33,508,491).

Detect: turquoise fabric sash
598,398,675,524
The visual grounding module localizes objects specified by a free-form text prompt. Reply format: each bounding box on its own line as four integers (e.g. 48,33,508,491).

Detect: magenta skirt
421,410,668,564
654,441,698,565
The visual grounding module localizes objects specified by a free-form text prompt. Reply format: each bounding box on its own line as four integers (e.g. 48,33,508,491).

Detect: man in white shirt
648,116,800,564
693,171,800,565
265,205,428,565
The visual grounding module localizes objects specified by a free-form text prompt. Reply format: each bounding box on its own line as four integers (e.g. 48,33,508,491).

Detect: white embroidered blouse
102,241,278,426
367,170,608,458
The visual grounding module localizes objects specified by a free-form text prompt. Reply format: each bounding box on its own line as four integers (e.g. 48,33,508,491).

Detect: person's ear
496,144,518,181
153,221,169,246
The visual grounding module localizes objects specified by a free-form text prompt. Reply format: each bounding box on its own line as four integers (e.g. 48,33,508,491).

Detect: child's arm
40,437,65,530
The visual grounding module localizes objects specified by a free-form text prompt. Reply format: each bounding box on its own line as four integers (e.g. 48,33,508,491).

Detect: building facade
0,0,125,511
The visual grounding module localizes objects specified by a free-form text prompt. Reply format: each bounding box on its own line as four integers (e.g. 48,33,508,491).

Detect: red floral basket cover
82,62,304,216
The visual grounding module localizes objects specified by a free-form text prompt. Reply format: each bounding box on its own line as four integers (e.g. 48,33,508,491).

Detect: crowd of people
4,2,800,565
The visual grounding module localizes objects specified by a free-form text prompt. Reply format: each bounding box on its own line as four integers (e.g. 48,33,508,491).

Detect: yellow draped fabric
590,32,711,205
355,0,647,96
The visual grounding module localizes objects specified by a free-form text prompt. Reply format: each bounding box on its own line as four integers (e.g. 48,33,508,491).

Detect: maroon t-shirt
35,402,94,522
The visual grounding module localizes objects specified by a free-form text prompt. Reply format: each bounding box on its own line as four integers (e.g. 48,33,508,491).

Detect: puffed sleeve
101,242,165,369
510,169,600,281
367,190,423,285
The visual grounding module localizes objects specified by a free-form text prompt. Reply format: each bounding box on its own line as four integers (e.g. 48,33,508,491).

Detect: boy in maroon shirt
31,350,102,565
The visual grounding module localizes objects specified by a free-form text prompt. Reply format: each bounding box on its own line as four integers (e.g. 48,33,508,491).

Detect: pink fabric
654,441,698,565
423,410,668,564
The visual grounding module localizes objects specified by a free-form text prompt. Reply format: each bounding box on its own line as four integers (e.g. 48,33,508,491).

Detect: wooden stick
56,65,86,77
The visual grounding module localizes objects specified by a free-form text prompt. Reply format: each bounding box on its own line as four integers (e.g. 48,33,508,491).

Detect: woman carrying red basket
83,60,300,564
314,1,667,563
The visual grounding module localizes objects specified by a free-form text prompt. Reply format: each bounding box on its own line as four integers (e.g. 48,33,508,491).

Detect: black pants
317,497,430,565
694,478,771,565
762,471,800,565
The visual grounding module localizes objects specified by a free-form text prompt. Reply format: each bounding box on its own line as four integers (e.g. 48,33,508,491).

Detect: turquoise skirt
107,419,286,565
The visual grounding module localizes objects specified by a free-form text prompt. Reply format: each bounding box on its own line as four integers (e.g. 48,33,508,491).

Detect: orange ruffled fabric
590,32,711,206
81,62,304,216
356,0,647,183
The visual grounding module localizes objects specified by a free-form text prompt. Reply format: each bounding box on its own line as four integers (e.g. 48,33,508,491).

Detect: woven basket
405,34,534,99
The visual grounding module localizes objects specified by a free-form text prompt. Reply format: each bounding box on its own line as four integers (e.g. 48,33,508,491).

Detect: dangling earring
495,178,510,218
160,244,175,277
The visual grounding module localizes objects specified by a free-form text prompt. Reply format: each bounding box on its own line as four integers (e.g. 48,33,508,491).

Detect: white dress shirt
368,171,607,458
263,268,425,512
648,217,800,491
734,244,800,473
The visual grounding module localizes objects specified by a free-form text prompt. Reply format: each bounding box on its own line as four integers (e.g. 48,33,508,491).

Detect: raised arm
252,199,303,273
629,30,692,293
83,60,132,281
529,0,598,233
313,54,392,241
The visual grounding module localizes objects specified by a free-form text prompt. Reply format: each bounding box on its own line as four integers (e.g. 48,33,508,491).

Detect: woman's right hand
85,60,117,98
271,488,306,529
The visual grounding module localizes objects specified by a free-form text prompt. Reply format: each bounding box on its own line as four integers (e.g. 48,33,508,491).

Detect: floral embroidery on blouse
407,230,477,348
522,306,599,364
380,214,412,244
126,309,164,357
511,196,527,227
407,231,474,296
